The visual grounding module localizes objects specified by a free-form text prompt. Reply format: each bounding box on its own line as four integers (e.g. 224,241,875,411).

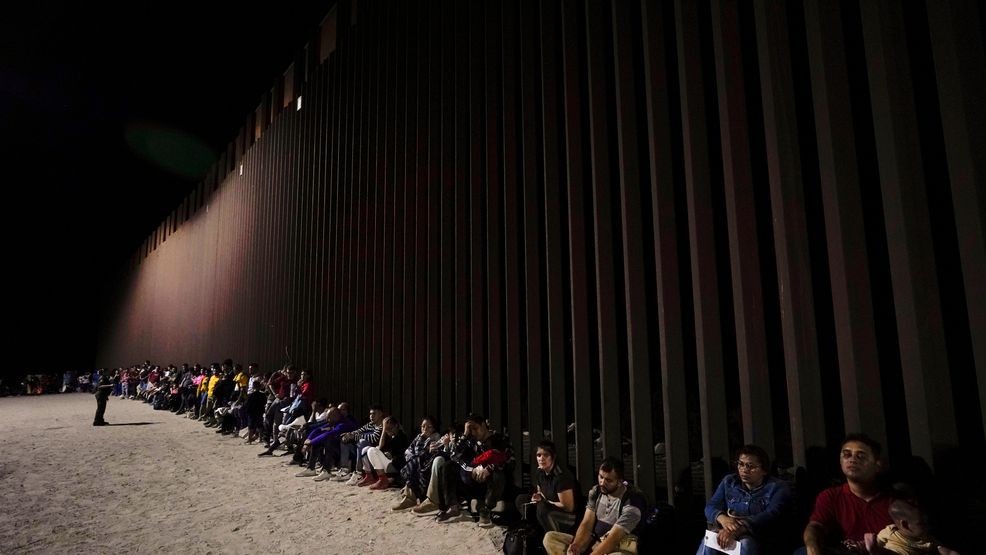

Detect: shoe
92,421,108,426
331,470,352,482
392,495,418,511
345,472,363,486
356,473,376,487
477,513,493,527
412,500,439,515
314,470,333,482
295,469,317,478
258,450,273,457
435,505,462,522
369,475,391,490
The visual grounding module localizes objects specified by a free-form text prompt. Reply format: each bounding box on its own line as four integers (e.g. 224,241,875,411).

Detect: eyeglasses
736,461,761,471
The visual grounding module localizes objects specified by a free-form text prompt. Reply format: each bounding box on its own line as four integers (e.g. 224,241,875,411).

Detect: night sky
3,1,335,377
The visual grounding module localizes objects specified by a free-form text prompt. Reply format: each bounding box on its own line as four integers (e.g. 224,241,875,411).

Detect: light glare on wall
239,164,243,176
297,96,303,111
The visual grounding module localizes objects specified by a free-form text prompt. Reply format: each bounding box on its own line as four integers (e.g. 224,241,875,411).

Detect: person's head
888,497,930,539
536,440,558,472
840,433,883,484
285,365,298,379
464,414,489,440
384,417,400,434
420,416,438,437
337,402,350,416
313,398,328,412
368,404,384,424
734,445,770,488
597,457,625,495
299,369,310,382
248,363,258,375
325,407,341,424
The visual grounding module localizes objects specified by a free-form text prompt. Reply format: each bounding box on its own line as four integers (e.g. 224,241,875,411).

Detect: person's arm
705,476,729,524
551,488,576,512
378,418,392,448
590,525,626,555
803,487,835,555
803,521,826,555
568,509,596,555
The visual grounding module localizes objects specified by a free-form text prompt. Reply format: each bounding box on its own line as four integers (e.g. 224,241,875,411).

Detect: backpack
502,523,544,555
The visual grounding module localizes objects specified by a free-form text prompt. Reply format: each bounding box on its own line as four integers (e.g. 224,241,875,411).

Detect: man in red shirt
801,433,892,554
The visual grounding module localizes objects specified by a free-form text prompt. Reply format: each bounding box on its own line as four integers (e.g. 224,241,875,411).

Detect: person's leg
426,457,448,507
479,469,506,518
542,532,575,555
94,396,107,424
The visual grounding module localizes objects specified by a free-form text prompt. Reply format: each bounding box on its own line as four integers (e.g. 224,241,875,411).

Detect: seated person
422,414,513,527
864,494,961,555
516,440,579,533
337,405,386,483
543,457,645,555
244,378,267,444
358,416,410,489
393,416,442,511
294,406,342,476
283,398,332,460
800,433,893,554
698,444,791,555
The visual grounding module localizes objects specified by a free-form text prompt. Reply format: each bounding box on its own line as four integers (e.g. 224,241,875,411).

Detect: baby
864,497,959,555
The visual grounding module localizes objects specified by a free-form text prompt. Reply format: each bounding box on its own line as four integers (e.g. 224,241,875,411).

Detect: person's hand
716,514,742,534
716,528,737,550
472,465,490,483
531,486,544,503
566,541,581,555
441,432,452,446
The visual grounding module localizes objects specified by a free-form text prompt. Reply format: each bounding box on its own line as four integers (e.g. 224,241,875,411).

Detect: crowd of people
84,360,962,555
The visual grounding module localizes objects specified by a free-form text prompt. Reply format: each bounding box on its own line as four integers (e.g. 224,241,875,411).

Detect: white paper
703,530,741,555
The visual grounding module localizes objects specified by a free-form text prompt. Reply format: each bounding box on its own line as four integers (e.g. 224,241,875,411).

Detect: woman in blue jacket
699,445,791,555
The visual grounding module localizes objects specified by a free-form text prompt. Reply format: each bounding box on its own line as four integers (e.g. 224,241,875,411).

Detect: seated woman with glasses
698,445,792,555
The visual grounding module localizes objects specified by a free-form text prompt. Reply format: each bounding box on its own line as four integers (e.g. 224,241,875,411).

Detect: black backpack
503,523,544,555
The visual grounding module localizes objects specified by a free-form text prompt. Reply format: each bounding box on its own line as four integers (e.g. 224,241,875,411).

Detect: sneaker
477,513,493,527
345,472,364,486
435,505,462,523
331,470,352,482
314,469,333,482
295,469,317,478
412,500,440,515
391,496,418,512
356,474,376,487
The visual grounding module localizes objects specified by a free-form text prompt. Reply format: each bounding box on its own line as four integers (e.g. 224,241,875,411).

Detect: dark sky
3,1,335,376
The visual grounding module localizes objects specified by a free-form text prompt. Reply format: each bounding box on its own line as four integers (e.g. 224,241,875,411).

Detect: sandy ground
0,394,505,554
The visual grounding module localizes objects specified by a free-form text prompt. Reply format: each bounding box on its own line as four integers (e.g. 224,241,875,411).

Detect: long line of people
99,361,962,555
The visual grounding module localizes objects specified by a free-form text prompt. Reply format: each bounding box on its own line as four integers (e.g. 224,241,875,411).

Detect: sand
0,394,505,554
